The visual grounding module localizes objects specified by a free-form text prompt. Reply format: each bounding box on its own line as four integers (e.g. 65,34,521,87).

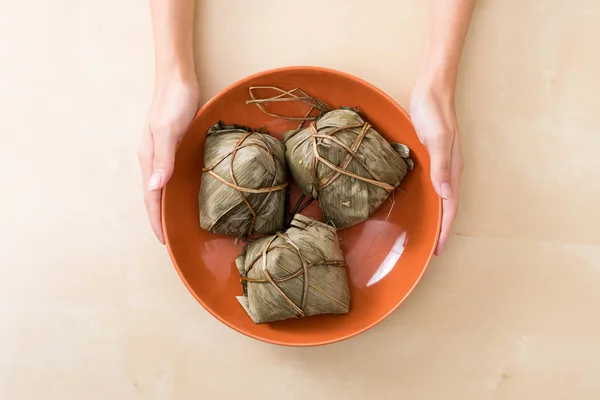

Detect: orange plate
162,66,441,346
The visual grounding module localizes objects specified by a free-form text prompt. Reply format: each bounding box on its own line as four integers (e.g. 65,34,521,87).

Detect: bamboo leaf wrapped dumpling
236,214,350,324
199,122,287,238
283,108,413,229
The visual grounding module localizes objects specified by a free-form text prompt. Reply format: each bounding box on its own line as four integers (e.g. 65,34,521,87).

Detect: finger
425,130,454,200
144,188,165,244
435,134,463,255
148,127,178,191
435,196,458,256
138,126,154,183
138,127,165,244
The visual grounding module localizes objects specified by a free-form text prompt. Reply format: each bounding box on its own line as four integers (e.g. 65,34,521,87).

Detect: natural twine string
202,130,287,237
247,86,331,130
246,86,412,217
308,122,396,198
247,85,402,203
242,232,349,317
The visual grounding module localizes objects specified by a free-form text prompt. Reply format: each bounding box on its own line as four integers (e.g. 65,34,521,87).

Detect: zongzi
236,214,350,324
283,108,413,229
199,122,287,238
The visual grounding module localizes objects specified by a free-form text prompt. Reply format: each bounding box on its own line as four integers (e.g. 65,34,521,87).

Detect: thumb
426,133,454,200
148,130,178,191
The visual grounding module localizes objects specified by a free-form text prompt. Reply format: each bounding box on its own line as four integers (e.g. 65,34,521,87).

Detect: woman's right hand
137,78,200,244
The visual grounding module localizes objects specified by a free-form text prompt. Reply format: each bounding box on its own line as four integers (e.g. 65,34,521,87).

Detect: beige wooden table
1,0,599,398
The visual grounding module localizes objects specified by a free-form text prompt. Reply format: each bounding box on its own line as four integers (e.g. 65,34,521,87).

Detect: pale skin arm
138,0,200,244
138,0,477,255
410,0,477,255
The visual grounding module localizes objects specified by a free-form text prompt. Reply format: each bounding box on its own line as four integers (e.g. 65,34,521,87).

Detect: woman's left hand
410,86,464,255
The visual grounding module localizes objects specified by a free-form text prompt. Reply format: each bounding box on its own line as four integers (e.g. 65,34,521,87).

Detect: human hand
410,87,464,255
138,79,200,243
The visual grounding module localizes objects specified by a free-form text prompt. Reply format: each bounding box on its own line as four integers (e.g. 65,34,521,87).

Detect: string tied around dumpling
241,231,349,318
308,122,396,198
246,86,414,225
202,130,288,238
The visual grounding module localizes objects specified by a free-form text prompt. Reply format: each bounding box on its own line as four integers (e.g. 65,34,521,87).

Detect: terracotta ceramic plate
162,66,441,346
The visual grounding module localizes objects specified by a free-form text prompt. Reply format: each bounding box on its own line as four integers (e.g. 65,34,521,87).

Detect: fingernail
440,183,451,200
148,173,163,190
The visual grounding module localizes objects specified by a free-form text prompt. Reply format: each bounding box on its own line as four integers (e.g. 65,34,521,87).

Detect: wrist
155,64,198,94
413,70,456,107
155,55,197,86
155,66,197,88
414,49,460,104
